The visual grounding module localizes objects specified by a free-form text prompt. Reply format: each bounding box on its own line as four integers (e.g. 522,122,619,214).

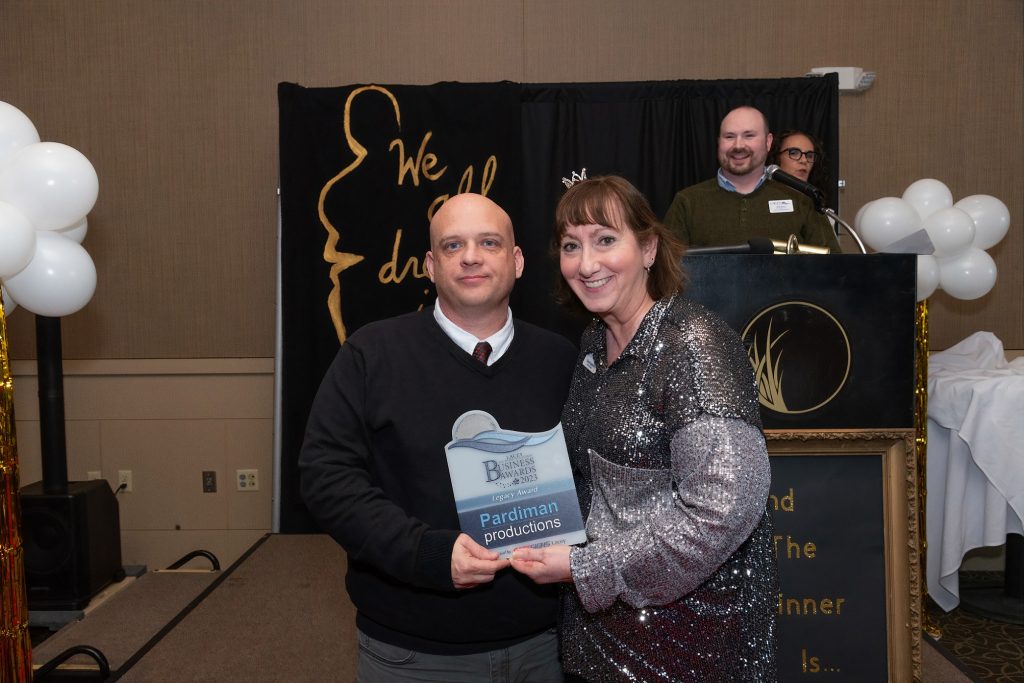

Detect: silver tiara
561,168,588,189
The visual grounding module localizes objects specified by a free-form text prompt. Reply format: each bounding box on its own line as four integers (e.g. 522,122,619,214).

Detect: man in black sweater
300,193,577,681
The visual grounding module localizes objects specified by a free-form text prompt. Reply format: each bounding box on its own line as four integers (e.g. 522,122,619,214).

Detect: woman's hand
510,544,573,584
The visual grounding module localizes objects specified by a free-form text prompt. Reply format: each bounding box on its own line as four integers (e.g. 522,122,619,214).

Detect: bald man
300,193,576,681
664,105,840,252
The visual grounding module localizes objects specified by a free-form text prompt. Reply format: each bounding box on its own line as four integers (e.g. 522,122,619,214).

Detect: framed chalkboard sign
767,431,921,682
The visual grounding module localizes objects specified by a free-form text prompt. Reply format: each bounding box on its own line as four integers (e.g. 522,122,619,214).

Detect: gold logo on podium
742,301,851,414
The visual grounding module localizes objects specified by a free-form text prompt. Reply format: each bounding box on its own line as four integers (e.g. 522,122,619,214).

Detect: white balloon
0,101,40,167
1,286,16,316
922,207,976,258
954,194,1011,250
857,197,922,252
2,231,97,316
938,247,997,300
0,201,37,278
0,141,99,231
58,216,89,244
916,255,940,301
853,200,875,234
903,178,953,221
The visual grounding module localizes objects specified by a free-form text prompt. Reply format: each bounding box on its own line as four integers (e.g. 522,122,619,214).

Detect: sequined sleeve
570,414,770,613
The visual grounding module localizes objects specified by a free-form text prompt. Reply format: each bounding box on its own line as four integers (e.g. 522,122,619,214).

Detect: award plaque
445,411,587,557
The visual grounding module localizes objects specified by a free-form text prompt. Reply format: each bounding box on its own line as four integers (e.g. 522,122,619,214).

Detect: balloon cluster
0,101,98,317
853,179,1010,302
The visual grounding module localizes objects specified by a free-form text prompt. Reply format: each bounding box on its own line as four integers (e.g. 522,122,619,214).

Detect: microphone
686,237,775,255
765,164,826,211
764,165,869,253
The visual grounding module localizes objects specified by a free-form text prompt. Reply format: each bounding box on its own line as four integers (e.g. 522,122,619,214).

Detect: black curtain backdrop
516,76,839,341
279,76,838,533
278,81,522,531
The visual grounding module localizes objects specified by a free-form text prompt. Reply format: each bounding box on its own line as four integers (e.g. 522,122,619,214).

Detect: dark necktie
472,341,492,365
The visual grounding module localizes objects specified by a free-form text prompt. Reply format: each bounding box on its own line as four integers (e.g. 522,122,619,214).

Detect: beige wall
2,1,1022,568
0,0,1020,358
12,359,273,568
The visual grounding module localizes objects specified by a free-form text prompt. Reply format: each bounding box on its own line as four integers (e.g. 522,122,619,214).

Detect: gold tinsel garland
915,299,941,640
0,298,31,681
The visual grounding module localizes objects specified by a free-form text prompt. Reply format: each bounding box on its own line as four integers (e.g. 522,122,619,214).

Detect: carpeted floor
925,571,1024,683
28,538,1022,682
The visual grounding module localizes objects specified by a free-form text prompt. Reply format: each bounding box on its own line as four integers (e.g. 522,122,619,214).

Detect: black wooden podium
683,254,919,682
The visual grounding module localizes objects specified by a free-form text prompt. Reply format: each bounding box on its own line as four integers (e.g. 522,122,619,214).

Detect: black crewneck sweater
300,309,577,653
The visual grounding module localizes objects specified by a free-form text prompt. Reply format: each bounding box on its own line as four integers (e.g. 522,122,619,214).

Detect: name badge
582,353,596,373
768,199,794,213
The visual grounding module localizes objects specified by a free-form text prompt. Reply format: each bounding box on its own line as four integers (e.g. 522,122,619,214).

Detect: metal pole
35,315,68,494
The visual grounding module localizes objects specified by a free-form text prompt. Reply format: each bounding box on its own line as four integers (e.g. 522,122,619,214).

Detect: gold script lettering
390,131,448,187
426,155,499,221
768,487,795,512
772,534,817,559
378,229,428,284
800,647,841,673
480,155,497,195
777,592,846,616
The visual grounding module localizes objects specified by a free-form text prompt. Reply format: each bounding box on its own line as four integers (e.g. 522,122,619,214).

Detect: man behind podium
664,105,840,252
300,193,576,682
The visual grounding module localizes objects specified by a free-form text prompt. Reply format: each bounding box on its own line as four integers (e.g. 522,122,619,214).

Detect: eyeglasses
783,147,816,162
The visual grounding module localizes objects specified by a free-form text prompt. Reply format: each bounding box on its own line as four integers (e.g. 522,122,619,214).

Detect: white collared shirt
432,299,514,366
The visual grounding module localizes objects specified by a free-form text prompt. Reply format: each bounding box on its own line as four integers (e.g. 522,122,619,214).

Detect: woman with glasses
769,129,828,195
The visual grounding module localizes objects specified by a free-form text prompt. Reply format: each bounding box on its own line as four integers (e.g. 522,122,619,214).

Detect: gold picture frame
766,429,922,683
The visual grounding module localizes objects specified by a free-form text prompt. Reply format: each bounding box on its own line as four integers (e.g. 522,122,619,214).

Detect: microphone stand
822,208,868,254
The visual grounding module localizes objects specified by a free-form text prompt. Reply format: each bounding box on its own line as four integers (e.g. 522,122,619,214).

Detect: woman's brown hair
552,175,686,309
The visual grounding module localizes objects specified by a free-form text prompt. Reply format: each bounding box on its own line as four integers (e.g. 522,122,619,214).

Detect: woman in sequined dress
511,175,778,682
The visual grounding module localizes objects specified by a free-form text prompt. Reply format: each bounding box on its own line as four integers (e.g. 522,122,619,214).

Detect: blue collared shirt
717,167,768,194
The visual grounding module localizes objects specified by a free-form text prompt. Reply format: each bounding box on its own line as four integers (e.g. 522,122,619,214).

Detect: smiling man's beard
722,149,756,175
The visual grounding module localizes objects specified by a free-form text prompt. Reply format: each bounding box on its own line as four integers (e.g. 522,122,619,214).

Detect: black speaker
20,479,123,611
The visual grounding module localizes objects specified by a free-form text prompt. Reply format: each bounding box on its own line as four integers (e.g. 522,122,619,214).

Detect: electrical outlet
118,470,133,492
202,470,217,493
236,469,259,491
86,470,102,480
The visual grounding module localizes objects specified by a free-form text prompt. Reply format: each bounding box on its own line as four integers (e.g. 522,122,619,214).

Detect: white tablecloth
926,331,1024,612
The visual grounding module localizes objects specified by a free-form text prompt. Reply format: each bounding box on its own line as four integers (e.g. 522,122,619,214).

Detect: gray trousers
356,628,564,682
